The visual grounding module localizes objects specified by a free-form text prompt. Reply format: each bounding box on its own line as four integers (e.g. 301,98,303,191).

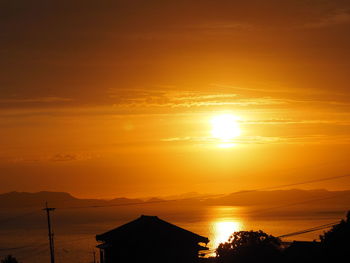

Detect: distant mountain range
0,191,144,209
0,189,349,210
205,189,350,207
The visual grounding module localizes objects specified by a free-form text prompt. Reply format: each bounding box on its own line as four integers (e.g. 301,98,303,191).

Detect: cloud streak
107,88,350,111
108,89,288,108
0,97,73,104
1,153,98,164
161,134,350,146
304,9,350,28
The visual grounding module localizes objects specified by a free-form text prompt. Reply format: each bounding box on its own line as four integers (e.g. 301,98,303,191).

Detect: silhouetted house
96,215,209,263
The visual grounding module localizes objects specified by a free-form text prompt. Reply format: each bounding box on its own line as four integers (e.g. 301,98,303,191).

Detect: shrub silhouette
216,230,282,263
320,211,350,262
1,255,19,263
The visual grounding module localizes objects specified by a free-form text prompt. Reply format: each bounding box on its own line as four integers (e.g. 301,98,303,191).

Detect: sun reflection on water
206,206,245,256
212,220,243,249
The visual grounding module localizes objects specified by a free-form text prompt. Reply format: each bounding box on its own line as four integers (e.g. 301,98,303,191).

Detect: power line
0,246,33,252
248,191,350,216
229,174,350,196
277,221,340,239
0,173,348,261
10,243,52,262
55,198,181,210
258,174,350,191
54,174,350,210
0,174,348,214
0,210,40,224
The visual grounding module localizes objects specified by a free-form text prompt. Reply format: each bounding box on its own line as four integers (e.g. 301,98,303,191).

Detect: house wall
99,241,201,263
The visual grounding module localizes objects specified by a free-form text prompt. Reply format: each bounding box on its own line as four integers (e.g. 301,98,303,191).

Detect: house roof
96,215,209,244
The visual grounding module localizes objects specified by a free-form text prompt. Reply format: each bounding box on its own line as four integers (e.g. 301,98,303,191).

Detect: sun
211,114,241,141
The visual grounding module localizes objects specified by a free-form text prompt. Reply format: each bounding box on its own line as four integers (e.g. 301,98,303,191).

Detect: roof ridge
96,215,209,244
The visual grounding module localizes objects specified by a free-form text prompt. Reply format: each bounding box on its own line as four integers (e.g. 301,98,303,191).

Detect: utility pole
43,202,55,263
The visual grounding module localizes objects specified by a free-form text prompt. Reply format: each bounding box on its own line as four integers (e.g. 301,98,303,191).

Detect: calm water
0,205,344,263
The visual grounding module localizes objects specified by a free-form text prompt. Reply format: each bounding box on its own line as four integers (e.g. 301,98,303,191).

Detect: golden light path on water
208,206,245,254
212,221,242,247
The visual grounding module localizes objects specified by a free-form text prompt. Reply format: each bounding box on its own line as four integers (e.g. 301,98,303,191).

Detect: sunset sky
1,0,350,198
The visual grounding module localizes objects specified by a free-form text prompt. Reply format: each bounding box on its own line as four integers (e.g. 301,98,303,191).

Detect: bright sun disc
211,114,241,141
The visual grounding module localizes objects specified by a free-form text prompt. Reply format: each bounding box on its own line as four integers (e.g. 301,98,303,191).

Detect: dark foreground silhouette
3,211,349,263
216,230,282,263
213,211,350,263
1,255,19,263
96,215,209,263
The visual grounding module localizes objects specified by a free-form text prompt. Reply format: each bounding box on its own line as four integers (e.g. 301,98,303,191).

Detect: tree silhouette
320,211,350,262
216,230,282,263
1,255,19,263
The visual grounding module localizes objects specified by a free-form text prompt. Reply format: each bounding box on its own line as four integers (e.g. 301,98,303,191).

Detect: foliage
320,211,350,261
216,230,282,263
1,255,19,263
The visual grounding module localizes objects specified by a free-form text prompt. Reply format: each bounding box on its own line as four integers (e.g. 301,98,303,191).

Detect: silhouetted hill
0,191,143,209
146,197,164,203
0,191,76,208
1,189,349,211
204,189,350,210
109,197,144,204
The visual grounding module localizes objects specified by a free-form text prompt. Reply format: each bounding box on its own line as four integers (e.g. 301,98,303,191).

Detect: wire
0,173,348,259
277,221,340,238
229,174,350,196
55,236,93,244
249,191,350,216
0,246,32,251
56,198,181,210
0,174,348,213
0,242,47,252
258,174,350,191
0,210,41,224
54,174,350,210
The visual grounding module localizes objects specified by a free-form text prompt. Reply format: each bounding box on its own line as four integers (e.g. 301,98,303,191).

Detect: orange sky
0,0,350,198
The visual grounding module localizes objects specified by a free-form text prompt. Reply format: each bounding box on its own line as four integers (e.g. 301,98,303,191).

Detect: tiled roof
96,215,209,244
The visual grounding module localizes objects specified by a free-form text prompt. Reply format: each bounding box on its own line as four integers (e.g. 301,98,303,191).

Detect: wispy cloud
188,21,255,32
242,119,350,125
0,97,73,104
304,9,350,28
107,87,350,111
108,88,287,108
211,83,349,96
1,153,98,164
50,153,80,162
161,134,350,146
161,136,284,145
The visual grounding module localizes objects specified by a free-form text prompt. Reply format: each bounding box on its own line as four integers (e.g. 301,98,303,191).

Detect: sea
0,203,345,263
